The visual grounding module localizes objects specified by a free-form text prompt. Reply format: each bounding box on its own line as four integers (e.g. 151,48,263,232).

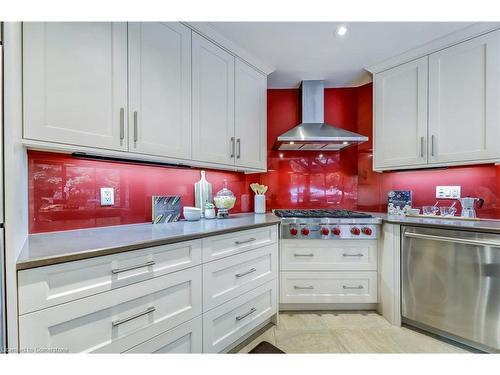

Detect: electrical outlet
100,187,114,206
436,186,461,199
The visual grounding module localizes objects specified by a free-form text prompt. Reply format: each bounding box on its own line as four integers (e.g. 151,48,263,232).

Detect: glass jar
213,179,236,218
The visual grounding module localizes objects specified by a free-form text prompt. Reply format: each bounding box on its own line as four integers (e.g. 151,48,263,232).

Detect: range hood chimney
275,80,368,151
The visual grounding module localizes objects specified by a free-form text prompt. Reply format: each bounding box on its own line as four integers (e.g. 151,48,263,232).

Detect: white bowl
183,206,201,213
183,207,201,221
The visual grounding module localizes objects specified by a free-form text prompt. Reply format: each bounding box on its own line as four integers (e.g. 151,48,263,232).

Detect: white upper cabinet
428,30,500,164
373,28,500,171
23,22,128,151
234,59,267,170
374,57,428,169
192,33,235,166
21,22,268,172
128,22,192,160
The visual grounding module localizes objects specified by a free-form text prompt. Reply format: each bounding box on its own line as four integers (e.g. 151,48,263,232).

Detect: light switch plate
436,186,461,199
100,187,114,206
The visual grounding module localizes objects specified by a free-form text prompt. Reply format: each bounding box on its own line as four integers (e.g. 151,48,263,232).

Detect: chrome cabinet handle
404,232,500,248
112,260,155,274
112,306,155,327
133,111,138,144
294,285,314,289
230,137,235,158
431,135,435,156
119,108,125,141
420,136,424,158
342,285,364,290
236,307,257,321
342,253,363,257
236,138,241,159
235,237,256,245
235,268,256,278
294,253,314,257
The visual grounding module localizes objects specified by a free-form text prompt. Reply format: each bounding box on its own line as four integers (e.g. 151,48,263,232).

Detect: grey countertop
18,211,500,271
17,213,280,270
370,212,500,233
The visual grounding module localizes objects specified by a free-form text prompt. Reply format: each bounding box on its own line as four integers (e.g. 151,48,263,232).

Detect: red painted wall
28,82,500,233
28,151,255,233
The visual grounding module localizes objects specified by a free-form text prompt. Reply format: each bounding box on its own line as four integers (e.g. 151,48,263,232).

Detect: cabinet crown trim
366,22,500,74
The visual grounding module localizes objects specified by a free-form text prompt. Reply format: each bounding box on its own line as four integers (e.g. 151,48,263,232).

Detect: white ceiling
209,22,474,88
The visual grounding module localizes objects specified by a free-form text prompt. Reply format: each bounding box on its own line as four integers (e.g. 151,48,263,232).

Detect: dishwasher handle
404,231,500,248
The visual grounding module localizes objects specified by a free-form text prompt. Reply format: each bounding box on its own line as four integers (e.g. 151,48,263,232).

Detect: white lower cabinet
17,225,279,353
18,240,202,315
125,316,202,354
280,271,378,304
279,238,378,307
280,239,377,271
203,280,277,353
19,266,202,353
203,244,277,311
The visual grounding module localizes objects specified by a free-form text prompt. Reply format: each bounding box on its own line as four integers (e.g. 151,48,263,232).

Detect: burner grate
273,209,372,219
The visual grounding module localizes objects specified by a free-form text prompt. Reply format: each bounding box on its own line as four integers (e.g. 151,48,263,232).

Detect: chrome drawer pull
294,253,314,257
112,306,156,327
112,260,155,274
342,253,364,257
236,307,257,321
294,285,314,290
235,237,256,245
342,285,364,290
235,268,257,278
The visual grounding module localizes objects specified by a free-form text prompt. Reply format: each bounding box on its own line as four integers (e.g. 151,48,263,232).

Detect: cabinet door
125,316,202,353
234,59,267,170
192,33,235,165
23,22,128,151
429,31,500,164
128,22,192,159
374,57,428,169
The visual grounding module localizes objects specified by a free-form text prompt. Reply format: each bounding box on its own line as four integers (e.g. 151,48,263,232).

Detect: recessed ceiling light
342,141,349,145
336,25,347,37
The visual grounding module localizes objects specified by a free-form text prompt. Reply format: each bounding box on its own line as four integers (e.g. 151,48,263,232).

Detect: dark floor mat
248,341,285,354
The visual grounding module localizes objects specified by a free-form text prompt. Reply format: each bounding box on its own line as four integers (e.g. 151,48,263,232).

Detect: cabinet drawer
203,279,277,353
203,244,277,311
18,240,202,314
280,271,377,304
202,226,277,262
280,239,377,271
19,266,202,353
125,316,202,353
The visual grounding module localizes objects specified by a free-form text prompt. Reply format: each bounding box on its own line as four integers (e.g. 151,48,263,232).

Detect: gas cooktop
273,209,373,219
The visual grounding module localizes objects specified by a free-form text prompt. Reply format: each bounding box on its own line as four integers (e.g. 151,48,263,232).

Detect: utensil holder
254,195,266,214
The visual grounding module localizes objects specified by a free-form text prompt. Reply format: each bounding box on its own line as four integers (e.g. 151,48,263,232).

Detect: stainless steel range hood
276,80,368,151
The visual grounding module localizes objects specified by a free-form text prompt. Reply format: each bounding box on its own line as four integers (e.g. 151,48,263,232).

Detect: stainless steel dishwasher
402,226,500,352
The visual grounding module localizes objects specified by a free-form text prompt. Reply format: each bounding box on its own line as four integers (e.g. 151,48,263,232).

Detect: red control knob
301,227,310,236
332,227,341,236
290,227,298,236
321,227,330,236
362,227,372,235
351,227,361,236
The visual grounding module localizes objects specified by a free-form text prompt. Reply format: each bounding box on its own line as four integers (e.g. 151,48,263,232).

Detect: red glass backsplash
28,82,500,233
261,84,500,218
28,151,255,233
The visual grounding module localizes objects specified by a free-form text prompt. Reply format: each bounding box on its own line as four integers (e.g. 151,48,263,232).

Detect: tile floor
238,311,469,353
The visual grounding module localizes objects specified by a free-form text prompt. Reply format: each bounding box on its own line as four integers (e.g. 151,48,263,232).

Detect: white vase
254,195,266,214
